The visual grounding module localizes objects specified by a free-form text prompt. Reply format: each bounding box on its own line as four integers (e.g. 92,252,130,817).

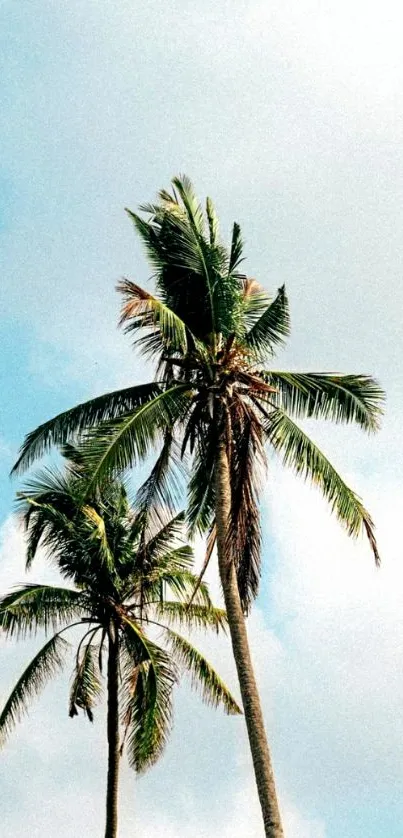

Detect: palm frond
0,633,70,745
244,285,290,354
12,383,161,475
81,505,115,574
69,640,102,722
132,430,185,534
263,371,384,432
155,601,227,633
171,174,206,236
227,400,266,612
117,279,189,356
206,197,219,245
138,512,186,561
121,620,177,772
144,568,211,607
0,585,84,639
79,385,192,489
165,629,241,715
187,436,216,536
266,409,380,563
186,524,216,608
228,222,244,274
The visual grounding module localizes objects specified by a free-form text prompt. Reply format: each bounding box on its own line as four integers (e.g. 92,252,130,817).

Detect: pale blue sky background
1,2,403,836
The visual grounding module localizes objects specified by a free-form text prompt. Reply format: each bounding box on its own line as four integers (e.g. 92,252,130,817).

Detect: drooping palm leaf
121,620,177,772
265,408,380,563
69,639,102,722
132,430,185,533
226,400,265,613
0,633,70,745
165,629,241,715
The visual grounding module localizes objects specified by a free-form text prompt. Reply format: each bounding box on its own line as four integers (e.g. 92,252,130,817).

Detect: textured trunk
104,622,120,838
215,440,284,838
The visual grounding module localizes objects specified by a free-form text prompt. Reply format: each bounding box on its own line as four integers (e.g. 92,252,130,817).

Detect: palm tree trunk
105,622,120,838
215,439,284,838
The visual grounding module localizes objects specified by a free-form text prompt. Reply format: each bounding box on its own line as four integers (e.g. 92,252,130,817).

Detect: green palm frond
266,409,380,563
0,633,70,745
172,174,206,237
244,285,290,354
228,222,244,274
79,385,192,489
0,585,84,638
132,430,185,533
141,512,187,562
121,620,177,772
264,371,384,432
81,505,115,574
165,629,241,715
149,544,195,573
117,279,189,357
69,640,102,722
187,437,216,536
12,382,162,475
144,568,211,607
206,196,219,245
21,500,76,570
155,601,227,633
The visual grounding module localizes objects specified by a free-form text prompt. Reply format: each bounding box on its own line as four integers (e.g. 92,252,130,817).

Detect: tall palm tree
1,456,240,838
12,177,384,837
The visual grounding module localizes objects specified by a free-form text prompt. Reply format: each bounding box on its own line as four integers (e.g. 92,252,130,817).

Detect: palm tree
12,177,384,837
1,455,240,838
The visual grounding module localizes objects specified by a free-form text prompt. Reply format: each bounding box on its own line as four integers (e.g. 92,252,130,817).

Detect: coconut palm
0,455,240,838
12,177,384,837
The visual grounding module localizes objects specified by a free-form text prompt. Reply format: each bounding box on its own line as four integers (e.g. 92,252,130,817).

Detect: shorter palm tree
0,457,240,838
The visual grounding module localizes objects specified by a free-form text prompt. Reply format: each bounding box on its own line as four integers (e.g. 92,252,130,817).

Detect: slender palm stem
105,621,120,838
215,438,284,838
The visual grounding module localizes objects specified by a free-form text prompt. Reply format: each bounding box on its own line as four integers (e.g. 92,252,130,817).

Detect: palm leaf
0,633,70,745
187,436,216,536
144,568,211,607
206,197,219,245
132,430,185,533
155,601,227,633
244,285,290,354
81,505,115,574
12,382,161,474
117,278,189,356
226,399,267,612
228,222,244,274
121,619,177,772
0,585,84,638
79,385,192,489
69,640,102,722
164,629,241,715
265,409,380,563
264,371,384,432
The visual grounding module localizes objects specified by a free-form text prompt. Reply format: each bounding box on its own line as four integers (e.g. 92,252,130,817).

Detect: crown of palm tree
0,454,240,773
12,176,384,614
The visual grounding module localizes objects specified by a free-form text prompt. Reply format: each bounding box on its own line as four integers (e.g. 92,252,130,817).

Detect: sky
1,1,403,835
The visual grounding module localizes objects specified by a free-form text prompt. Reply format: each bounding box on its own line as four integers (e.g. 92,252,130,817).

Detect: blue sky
1,1,403,836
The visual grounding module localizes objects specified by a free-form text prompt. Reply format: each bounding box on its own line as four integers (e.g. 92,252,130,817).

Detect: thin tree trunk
215,439,284,838
105,622,120,838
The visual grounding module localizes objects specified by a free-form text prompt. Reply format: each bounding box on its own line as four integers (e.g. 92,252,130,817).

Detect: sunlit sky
1,2,403,836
